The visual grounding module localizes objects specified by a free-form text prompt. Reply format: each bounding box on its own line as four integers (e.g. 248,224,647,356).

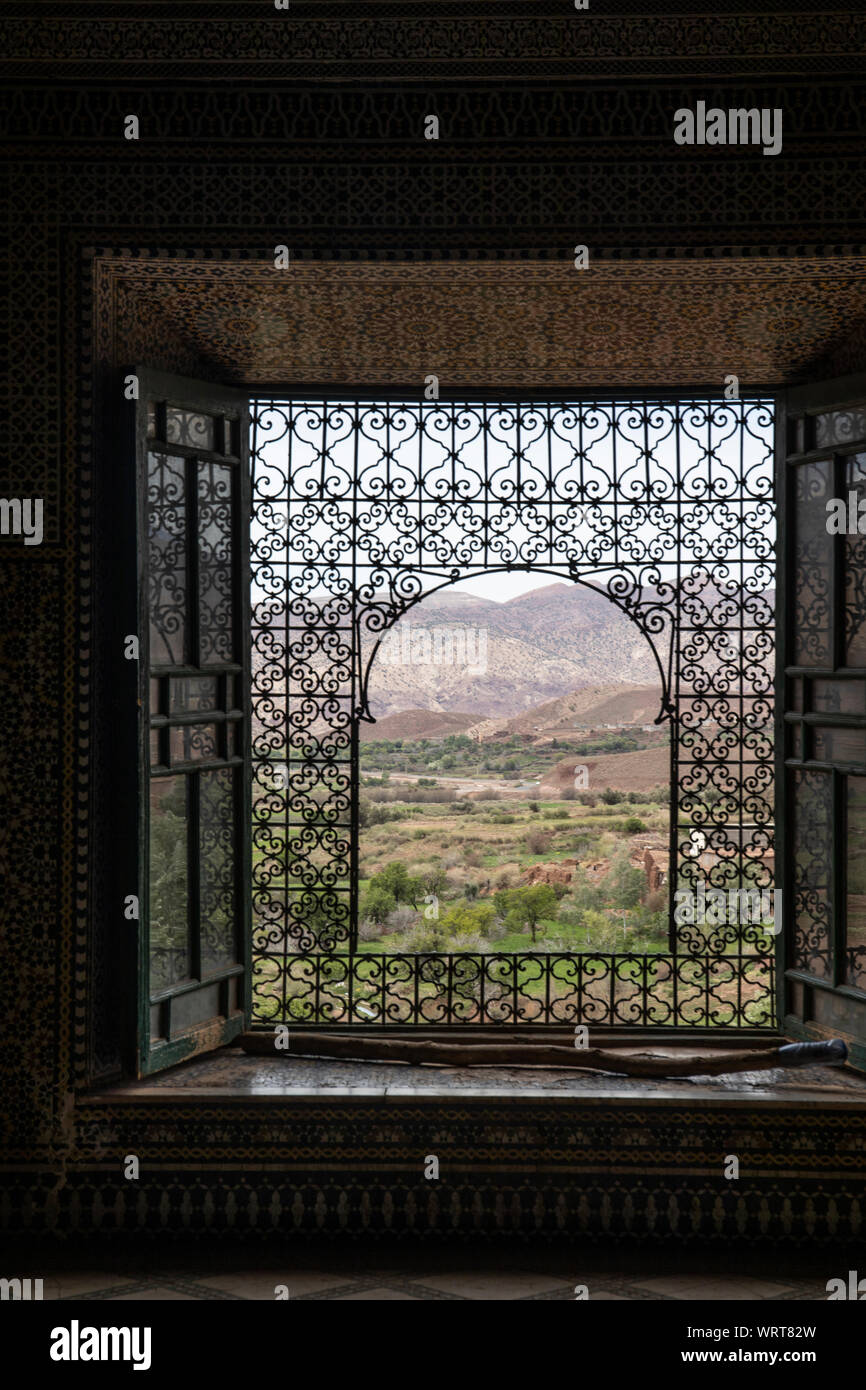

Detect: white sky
445,571,563,603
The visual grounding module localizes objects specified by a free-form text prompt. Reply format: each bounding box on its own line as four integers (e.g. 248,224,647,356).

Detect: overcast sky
446,571,565,603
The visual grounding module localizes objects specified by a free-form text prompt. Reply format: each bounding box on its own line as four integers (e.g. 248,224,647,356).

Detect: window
247,394,776,1032
131,379,795,1072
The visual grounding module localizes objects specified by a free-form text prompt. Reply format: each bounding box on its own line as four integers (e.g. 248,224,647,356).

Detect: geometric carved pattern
5,1094,865,1243
107,257,866,394
2,10,865,82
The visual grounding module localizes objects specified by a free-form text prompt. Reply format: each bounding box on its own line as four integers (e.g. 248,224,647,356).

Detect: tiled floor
18,1249,839,1301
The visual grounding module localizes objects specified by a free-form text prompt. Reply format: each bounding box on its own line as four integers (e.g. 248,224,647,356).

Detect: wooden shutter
135,369,251,1075
779,371,866,1070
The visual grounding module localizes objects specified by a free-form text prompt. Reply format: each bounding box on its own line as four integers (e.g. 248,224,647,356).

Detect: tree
362,883,397,925
494,883,559,944
369,861,422,907
422,862,448,898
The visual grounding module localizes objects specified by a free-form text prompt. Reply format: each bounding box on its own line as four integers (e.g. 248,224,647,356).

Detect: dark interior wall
2,1,865,1196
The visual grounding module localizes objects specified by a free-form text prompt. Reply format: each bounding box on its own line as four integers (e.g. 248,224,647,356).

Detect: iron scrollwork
249,396,776,1029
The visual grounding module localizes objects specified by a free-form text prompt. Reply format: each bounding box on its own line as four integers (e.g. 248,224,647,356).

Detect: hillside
358,683,670,746
539,746,671,794
494,683,665,738
359,709,481,742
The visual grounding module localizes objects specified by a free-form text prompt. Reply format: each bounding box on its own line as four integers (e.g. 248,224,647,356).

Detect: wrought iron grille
249,396,776,1029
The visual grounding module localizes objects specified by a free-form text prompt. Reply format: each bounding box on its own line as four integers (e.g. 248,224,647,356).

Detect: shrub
600,787,624,805
580,907,622,950
359,796,408,828
526,828,553,855
401,921,450,953
423,864,449,897
453,932,491,954
385,904,419,934
623,816,647,834
604,848,645,908
438,900,497,937
568,868,603,911
357,919,384,943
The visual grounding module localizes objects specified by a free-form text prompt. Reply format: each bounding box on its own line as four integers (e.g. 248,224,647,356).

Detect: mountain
363,582,660,718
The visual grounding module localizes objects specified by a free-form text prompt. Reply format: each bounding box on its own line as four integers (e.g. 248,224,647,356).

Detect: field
245,733,778,1027
357,735,672,956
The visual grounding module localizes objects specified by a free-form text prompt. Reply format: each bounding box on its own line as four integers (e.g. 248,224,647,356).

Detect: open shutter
779,371,866,1071
135,369,251,1075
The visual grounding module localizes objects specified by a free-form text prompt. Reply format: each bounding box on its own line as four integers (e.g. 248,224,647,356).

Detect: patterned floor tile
337,1288,425,1300
110,1288,199,1301
51,1273,139,1299
418,1271,570,1300
632,1275,797,1300
195,1271,348,1299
